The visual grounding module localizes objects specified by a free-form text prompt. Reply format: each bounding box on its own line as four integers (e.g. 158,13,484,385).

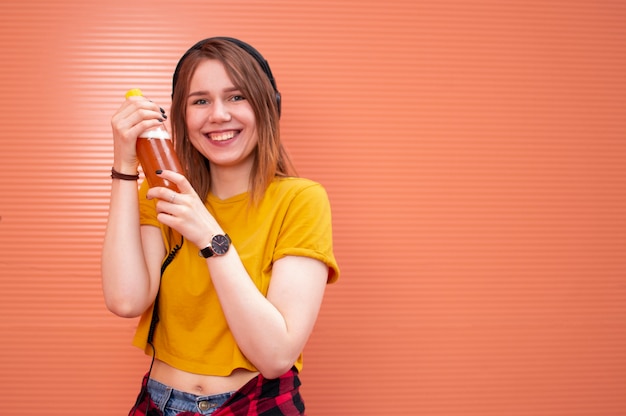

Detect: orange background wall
1,1,625,415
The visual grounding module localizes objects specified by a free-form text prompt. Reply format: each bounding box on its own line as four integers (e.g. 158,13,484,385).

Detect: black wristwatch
198,234,231,258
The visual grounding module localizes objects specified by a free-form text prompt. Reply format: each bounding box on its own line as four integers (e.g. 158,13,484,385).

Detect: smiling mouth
207,131,238,142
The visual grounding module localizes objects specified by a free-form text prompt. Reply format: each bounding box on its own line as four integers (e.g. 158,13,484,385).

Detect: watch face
211,234,230,255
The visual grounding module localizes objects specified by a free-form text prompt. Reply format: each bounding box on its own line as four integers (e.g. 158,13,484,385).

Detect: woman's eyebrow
188,90,208,98
188,87,240,97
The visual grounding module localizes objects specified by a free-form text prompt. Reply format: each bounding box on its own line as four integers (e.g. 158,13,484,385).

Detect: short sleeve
137,180,161,228
273,183,340,283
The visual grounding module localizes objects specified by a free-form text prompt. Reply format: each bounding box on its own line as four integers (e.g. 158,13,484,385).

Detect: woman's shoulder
259,177,332,217
268,176,328,199
271,175,327,189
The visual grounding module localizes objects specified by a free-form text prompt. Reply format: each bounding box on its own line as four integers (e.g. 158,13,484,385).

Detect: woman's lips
207,130,238,141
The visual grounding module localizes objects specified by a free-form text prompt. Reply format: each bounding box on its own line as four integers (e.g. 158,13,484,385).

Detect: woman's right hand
110,94,166,173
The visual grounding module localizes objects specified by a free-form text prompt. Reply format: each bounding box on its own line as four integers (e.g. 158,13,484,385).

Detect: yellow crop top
132,177,339,376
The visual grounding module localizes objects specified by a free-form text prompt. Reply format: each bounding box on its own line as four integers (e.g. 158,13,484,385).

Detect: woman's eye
231,95,245,102
193,99,208,105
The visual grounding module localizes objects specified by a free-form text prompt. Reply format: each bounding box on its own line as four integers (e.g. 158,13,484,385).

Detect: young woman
102,37,339,416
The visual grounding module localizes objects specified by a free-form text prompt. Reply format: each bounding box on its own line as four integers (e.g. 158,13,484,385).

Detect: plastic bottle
125,88,183,192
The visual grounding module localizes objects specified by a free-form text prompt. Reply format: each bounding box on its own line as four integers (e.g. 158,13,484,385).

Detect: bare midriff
150,359,260,395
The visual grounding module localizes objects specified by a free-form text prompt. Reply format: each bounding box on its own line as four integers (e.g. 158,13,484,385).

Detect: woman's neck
209,161,253,200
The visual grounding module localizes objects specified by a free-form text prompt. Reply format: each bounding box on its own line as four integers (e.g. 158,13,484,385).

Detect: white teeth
209,131,236,141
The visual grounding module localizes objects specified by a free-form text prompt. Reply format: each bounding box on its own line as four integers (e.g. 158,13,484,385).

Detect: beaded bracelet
111,167,140,181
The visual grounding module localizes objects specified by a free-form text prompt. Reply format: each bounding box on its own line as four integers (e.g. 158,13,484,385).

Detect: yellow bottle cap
125,88,143,99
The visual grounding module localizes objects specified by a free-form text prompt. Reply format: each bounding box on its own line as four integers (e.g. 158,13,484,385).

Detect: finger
146,186,179,202
155,169,194,194
113,100,164,139
122,96,164,121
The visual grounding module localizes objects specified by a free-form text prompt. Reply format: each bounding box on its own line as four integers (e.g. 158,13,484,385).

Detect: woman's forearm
208,250,327,379
101,179,158,317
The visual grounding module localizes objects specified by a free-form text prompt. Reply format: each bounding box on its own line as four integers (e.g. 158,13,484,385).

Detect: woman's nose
209,100,231,123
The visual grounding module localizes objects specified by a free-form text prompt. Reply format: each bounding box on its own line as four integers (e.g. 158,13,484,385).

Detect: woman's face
185,58,257,172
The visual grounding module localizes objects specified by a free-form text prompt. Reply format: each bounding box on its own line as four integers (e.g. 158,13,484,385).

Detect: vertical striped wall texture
0,1,624,415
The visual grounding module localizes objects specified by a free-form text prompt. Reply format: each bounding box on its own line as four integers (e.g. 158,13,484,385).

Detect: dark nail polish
156,169,163,174
158,118,164,122
160,107,166,114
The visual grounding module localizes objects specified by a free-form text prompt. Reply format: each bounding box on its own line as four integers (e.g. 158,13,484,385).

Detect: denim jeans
147,378,234,416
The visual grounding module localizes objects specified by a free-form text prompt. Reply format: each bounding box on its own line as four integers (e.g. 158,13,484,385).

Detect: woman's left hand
146,169,222,249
